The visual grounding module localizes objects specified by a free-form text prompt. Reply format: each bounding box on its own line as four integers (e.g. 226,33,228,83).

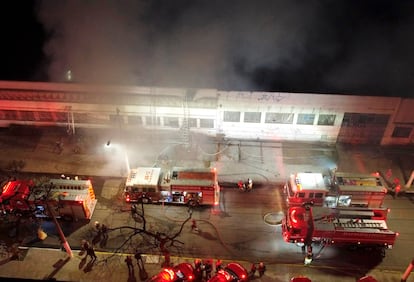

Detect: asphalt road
2,173,412,281
1,126,414,281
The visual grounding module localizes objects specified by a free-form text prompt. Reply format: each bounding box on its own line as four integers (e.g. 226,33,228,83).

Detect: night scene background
1,0,414,98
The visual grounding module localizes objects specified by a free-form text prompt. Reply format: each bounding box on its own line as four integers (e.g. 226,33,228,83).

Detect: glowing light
159,268,175,281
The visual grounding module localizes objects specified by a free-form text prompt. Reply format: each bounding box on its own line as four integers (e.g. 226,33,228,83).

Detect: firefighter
204,259,213,280
250,263,257,278
215,259,222,272
194,259,203,281
258,262,266,277
81,239,90,255
125,255,134,275
191,219,199,232
304,253,313,265
247,178,253,191
86,245,97,262
100,223,108,246
238,180,245,191
393,177,401,198
304,245,313,265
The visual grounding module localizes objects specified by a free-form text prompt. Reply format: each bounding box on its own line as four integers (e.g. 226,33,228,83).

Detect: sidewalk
0,126,413,281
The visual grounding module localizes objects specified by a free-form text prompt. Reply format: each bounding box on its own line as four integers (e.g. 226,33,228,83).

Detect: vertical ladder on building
181,89,194,147
66,106,75,135
149,88,157,128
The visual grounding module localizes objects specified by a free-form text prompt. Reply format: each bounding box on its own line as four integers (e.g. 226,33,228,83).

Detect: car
148,263,195,281
291,276,311,282
357,276,378,282
208,262,249,282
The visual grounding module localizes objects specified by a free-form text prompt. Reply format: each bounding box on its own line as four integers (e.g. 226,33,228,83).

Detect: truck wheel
141,197,151,204
62,214,74,221
188,200,197,207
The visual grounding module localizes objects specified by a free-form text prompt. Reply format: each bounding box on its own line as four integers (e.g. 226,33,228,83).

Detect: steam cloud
35,0,414,96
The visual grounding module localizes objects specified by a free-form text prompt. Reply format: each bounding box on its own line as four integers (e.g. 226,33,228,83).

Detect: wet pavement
0,126,413,281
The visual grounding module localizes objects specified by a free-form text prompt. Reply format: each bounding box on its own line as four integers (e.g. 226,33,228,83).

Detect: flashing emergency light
159,268,175,281
290,209,298,224
1,182,13,194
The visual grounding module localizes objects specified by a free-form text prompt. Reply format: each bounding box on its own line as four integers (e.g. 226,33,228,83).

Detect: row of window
223,111,336,126
0,109,412,139
0,110,215,129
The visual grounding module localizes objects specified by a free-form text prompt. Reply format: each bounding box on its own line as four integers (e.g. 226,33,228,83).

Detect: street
0,126,414,281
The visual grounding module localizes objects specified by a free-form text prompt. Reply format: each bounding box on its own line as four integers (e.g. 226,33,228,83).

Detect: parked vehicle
124,167,220,206
0,178,97,221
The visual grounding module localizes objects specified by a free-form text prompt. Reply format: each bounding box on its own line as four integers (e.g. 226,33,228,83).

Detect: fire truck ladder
180,89,194,147
333,219,386,229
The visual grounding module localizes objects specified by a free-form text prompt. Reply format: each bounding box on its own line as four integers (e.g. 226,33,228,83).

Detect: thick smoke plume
36,0,414,96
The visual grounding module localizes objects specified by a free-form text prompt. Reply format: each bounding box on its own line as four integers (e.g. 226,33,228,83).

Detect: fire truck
0,178,97,221
124,167,220,206
281,205,398,251
284,172,388,208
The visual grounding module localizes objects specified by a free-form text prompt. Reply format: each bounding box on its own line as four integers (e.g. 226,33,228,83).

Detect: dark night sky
1,0,414,98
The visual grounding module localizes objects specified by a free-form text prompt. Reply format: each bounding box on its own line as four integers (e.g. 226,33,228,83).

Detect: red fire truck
0,178,97,221
124,167,220,206
282,206,398,251
284,172,388,208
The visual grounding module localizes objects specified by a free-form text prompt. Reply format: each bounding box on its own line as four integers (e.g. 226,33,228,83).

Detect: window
73,113,88,123
223,111,240,122
0,110,18,120
54,112,67,122
244,112,261,123
298,192,305,198
315,193,324,198
342,113,389,127
392,127,412,138
297,114,315,125
265,113,294,124
37,111,53,121
164,117,179,128
188,118,197,128
146,116,160,126
128,115,142,125
200,119,214,128
317,114,336,126
20,111,36,121
109,114,123,125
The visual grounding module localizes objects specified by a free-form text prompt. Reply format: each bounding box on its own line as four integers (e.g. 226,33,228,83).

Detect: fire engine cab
284,172,330,206
0,178,97,221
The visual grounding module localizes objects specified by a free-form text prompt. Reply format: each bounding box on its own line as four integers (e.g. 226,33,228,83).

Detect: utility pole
45,202,73,258
401,258,414,282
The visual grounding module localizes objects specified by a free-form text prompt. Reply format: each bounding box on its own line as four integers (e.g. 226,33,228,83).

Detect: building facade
0,80,413,146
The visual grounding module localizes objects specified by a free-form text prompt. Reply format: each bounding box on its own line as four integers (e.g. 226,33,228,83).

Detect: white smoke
35,0,414,96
